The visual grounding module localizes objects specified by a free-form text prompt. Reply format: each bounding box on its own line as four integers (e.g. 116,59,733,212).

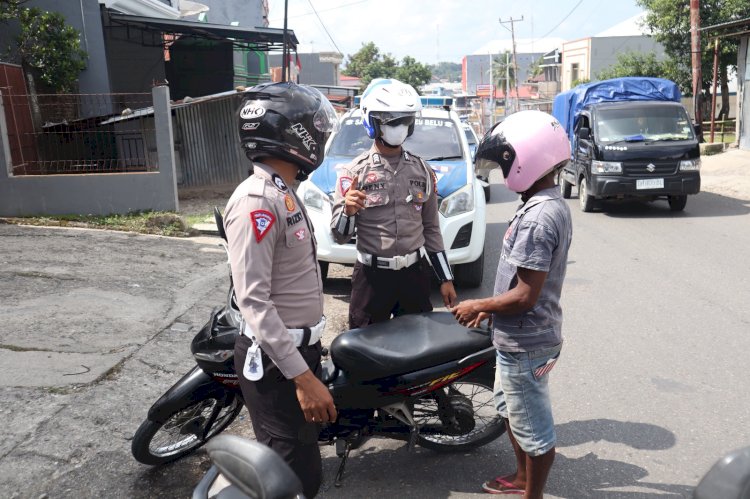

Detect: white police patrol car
297,107,487,287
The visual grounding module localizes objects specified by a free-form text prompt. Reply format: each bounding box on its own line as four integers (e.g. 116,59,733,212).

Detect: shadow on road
587,191,750,219
549,418,691,498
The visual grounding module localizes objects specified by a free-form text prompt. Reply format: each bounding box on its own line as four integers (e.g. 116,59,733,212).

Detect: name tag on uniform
243,342,264,381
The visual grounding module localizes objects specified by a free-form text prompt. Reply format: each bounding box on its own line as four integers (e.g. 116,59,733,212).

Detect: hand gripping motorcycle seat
330,312,491,379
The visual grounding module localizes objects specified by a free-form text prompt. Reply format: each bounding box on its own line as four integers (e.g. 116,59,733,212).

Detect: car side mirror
578,127,591,140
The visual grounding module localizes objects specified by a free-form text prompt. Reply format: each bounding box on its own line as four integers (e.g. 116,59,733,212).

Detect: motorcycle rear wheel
413,378,505,452
131,394,243,465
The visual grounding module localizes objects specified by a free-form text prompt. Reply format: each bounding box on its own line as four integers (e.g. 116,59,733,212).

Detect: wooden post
690,0,703,139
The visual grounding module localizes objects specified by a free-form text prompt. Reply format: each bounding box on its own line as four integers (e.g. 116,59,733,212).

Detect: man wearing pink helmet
451,110,572,498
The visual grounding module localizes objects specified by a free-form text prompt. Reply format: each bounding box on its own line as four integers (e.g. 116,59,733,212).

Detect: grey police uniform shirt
492,187,573,352
224,162,324,379
330,146,445,257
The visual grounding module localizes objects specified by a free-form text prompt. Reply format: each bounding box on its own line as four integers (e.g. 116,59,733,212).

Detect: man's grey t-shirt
492,187,572,352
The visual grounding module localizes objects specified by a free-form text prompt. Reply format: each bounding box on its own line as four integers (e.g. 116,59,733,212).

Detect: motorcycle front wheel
131,394,243,465
413,378,505,452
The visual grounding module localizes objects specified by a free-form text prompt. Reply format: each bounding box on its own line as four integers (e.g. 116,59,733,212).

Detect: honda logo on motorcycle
646,163,656,172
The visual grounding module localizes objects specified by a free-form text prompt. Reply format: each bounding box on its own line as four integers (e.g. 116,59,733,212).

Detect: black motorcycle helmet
237,82,339,179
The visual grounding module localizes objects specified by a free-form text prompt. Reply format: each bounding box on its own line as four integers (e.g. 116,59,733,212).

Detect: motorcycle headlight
303,185,330,212
591,160,622,174
679,158,701,171
439,184,474,217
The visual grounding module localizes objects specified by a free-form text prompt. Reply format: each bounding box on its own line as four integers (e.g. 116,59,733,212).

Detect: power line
269,0,368,22
306,0,344,54
538,0,584,39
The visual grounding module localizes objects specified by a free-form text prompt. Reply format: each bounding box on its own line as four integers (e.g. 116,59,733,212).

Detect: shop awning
107,11,298,51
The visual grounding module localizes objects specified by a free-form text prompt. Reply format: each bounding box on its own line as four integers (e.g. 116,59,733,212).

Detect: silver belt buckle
394,254,407,270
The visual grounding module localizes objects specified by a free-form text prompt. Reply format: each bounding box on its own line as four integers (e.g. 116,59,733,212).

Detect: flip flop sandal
482,476,524,495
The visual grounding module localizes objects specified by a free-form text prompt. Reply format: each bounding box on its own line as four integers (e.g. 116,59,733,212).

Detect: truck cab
554,78,701,212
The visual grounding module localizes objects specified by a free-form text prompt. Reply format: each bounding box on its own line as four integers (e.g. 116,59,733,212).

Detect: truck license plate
636,178,664,190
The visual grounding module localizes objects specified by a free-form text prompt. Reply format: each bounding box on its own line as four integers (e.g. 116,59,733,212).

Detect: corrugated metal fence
173,93,249,188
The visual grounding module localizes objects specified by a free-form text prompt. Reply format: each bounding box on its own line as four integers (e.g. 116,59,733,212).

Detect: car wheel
318,261,329,281
668,195,687,212
579,177,594,212
558,170,572,199
455,251,484,288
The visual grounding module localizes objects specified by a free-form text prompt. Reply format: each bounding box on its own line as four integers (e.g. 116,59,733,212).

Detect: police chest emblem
284,194,296,211
250,210,275,242
294,228,306,240
272,174,288,192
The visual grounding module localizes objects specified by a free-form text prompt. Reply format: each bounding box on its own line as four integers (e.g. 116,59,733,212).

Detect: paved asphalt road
1,169,749,498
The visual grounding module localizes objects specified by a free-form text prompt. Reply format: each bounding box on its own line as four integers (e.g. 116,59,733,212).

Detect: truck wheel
455,251,484,288
668,195,687,212
558,170,572,199
579,177,594,212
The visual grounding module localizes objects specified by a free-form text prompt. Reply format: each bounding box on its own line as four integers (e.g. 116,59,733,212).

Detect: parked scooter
132,209,505,485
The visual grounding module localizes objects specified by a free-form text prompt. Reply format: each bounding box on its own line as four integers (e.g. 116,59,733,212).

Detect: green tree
597,51,681,81
637,0,750,119
395,56,432,90
491,51,516,92
342,42,432,91
0,2,87,93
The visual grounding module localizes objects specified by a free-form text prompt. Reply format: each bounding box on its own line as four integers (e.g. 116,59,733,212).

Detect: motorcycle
132,209,505,485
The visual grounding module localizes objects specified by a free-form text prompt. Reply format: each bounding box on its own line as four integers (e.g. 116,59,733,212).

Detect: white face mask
380,124,409,146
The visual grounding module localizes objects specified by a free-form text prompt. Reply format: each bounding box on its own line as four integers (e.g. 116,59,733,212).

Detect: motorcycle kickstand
334,439,352,488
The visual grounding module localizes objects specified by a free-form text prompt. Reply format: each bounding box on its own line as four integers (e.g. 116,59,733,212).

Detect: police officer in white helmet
331,78,457,329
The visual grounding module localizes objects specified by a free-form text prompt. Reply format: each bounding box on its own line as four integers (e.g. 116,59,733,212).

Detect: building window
571,63,580,84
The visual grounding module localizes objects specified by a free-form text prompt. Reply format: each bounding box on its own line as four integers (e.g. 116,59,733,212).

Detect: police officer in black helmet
224,82,339,497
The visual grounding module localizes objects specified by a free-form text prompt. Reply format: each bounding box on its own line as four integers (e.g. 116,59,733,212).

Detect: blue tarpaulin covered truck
553,77,700,212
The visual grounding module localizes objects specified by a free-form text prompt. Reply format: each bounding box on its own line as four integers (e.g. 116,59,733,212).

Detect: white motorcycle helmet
360,79,422,146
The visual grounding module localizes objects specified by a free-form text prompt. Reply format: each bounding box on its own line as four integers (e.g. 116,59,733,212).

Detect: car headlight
303,185,330,212
591,160,622,174
679,158,701,171
439,184,474,217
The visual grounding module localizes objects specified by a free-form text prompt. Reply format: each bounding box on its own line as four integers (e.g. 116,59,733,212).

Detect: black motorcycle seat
204,435,302,499
330,312,491,379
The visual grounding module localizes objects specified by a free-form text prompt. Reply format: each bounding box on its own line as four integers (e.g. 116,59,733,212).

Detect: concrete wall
183,0,267,27
590,36,666,80
267,53,339,86
0,86,178,216
561,38,591,91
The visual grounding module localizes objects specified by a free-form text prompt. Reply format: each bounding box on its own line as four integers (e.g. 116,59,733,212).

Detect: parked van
553,77,700,212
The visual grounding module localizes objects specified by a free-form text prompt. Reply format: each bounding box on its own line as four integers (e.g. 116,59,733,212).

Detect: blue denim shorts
494,343,562,457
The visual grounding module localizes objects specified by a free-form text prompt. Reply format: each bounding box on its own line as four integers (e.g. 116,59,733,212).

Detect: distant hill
429,62,462,82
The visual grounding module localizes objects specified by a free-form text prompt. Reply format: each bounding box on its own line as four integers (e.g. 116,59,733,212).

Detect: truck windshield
328,116,464,159
595,106,695,143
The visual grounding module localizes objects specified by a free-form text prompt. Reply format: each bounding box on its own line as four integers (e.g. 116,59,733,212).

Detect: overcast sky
267,0,645,64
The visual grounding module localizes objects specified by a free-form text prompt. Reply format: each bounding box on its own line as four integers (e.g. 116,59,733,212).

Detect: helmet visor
474,125,516,179
371,111,418,126
309,87,340,133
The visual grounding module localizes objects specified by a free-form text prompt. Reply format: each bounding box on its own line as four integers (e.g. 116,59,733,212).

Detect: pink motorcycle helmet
475,110,571,193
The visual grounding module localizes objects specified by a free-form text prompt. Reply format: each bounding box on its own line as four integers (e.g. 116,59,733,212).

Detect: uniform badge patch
365,172,379,184
414,204,422,212
339,176,353,195
284,194,295,212
272,174,288,192
294,228,306,240
250,210,275,242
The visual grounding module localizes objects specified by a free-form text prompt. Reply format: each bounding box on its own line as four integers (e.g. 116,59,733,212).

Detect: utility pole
282,0,289,82
500,16,523,114
489,53,494,126
690,0,702,137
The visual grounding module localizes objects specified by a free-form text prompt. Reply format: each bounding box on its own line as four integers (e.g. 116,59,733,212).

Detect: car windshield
328,116,464,159
595,105,695,143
